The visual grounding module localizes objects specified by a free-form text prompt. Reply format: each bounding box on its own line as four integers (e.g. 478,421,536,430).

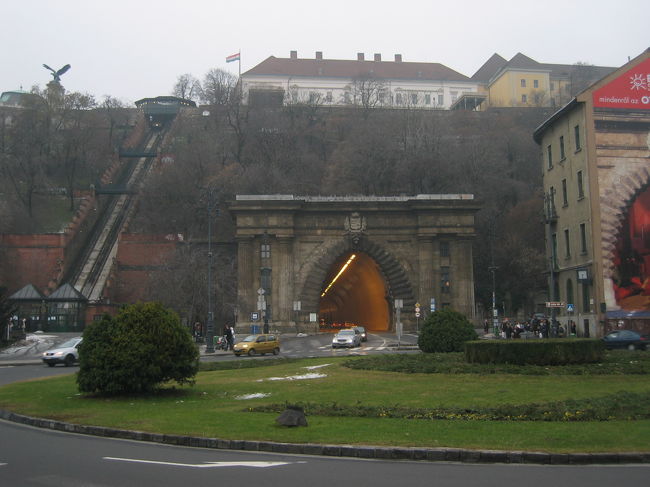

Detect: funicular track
68,131,161,302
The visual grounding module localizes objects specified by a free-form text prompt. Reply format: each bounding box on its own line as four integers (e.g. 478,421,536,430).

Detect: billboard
593,57,650,109
612,187,650,315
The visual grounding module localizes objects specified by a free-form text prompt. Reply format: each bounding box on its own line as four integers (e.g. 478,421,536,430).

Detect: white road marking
103,457,294,468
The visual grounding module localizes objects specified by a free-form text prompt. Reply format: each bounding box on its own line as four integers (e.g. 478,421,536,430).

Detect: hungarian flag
226,52,240,63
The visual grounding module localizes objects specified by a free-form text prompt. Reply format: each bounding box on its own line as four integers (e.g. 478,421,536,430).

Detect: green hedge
464,339,605,365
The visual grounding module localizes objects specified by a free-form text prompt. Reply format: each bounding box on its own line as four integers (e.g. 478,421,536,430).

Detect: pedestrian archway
319,252,390,332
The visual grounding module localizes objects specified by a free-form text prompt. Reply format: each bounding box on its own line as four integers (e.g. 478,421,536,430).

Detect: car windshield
54,338,81,349
338,330,355,336
242,335,258,342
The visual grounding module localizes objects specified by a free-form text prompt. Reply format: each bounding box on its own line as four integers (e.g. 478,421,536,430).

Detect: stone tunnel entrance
318,252,390,332
230,194,478,333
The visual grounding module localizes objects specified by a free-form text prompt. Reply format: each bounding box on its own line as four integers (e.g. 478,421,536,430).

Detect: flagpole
238,50,242,99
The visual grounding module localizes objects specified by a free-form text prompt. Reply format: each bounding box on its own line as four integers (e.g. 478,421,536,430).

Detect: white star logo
629,73,647,91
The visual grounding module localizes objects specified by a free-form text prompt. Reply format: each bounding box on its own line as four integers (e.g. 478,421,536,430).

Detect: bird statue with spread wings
43,63,71,82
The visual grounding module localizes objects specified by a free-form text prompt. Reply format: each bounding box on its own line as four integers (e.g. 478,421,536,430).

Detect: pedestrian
193,322,202,343
224,325,234,350
483,319,489,334
570,320,577,337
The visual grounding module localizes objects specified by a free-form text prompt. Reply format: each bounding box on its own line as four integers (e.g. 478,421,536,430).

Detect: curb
1,409,648,465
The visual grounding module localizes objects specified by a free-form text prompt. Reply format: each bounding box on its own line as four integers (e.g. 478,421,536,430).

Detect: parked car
602,330,649,351
354,326,368,342
42,337,83,367
332,329,361,348
233,334,280,356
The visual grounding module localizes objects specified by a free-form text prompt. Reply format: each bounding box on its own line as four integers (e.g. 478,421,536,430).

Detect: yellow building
472,53,614,108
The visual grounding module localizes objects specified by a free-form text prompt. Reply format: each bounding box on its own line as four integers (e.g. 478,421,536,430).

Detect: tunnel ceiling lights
321,254,356,298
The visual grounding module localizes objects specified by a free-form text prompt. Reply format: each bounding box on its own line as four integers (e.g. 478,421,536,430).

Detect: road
1,334,648,486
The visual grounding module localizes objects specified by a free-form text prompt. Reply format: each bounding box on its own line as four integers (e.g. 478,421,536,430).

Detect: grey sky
3,0,648,104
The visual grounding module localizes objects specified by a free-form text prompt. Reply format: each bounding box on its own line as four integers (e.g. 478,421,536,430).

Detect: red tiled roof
243,56,471,82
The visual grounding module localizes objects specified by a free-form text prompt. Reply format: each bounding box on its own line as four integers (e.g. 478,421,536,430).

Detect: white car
332,329,361,348
42,337,82,367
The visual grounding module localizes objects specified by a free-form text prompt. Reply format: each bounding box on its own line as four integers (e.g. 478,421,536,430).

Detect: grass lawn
1,354,649,453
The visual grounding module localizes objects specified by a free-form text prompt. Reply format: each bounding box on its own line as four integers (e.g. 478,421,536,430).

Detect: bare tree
200,69,236,106
344,73,386,118
172,74,201,102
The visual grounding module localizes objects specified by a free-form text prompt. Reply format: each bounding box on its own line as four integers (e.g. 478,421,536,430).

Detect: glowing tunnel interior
318,252,390,332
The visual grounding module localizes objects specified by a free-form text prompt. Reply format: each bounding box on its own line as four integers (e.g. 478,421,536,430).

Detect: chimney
357,52,365,61
316,51,323,60
374,53,381,62
290,50,298,59
395,54,402,62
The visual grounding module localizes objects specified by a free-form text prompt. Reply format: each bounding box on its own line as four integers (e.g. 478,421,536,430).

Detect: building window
411,93,418,105
566,279,574,307
562,179,568,207
574,125,581,151
521,79,526,87
326,91,332,103
521,94,527,104
559,135,565,160
564,229,571,258
440,267,451,294
260,268,272,296
425,94,431,105
580,223,588,254
396,93,402,105
534,79,539,88
547,145,553,169
577,170,585,199
438,94,444,106
261,243,271,259
440,241,450,257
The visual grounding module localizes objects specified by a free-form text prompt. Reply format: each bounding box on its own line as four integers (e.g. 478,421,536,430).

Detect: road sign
415,306,420,313
430,298,436,312
394,299,403,309
545,301,565,308
415,312,421,318
251,312,259,321
567,303,574,312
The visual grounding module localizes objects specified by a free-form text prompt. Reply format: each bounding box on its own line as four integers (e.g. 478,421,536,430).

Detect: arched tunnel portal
318,252,390,332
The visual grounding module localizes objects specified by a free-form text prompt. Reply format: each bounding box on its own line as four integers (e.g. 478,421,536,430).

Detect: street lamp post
205,189,218,353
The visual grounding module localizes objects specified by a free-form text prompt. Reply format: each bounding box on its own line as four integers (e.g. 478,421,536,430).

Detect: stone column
236,236,255,328
451,238,475,319
274,236,294,328
417,236,435,317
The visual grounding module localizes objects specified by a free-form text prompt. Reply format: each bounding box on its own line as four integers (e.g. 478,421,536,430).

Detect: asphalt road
1,335,649,486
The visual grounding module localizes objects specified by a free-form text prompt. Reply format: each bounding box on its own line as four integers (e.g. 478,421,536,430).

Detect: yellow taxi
233,334,280,356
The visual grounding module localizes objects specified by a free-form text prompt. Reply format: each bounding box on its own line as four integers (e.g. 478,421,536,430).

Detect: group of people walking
484,317,578,339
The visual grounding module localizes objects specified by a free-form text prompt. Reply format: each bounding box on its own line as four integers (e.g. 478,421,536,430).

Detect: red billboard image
593,57,650,109
613,187,650,313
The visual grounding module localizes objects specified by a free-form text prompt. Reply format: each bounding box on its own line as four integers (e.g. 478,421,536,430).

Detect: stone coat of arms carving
344,212,366,245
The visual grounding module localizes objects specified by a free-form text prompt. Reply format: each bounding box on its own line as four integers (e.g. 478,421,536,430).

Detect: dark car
602,330,649,351
354,326,368,342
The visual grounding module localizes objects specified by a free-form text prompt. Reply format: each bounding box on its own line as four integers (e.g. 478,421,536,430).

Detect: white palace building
240,51,483,110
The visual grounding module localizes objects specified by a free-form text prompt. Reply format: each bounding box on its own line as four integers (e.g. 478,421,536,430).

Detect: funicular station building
230,194,479,333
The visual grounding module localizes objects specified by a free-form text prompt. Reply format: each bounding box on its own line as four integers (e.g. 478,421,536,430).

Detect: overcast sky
3,0,648,105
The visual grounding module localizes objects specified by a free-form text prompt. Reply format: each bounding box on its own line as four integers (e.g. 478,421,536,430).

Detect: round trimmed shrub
418,308,478,353
77,302,199,394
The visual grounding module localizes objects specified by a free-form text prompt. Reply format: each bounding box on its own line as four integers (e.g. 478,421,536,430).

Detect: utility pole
205,188,218,353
